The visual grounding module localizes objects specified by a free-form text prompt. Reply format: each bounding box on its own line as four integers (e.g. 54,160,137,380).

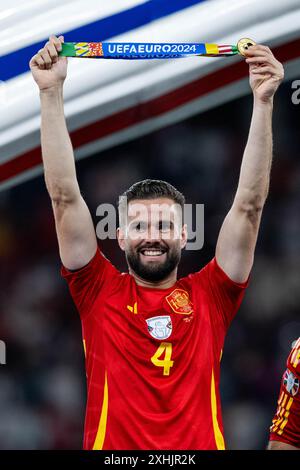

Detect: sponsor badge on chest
146,316,172,340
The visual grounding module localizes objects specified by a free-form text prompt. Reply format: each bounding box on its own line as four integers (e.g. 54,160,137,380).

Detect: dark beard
126,244,181,282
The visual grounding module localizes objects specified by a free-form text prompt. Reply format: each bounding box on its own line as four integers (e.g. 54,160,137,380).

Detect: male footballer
30,35,283,449
268,338,300,450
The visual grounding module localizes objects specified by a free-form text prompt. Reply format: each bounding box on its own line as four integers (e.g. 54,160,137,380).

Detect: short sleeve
269,341,300,448
61,247,119,318
200,257,249,330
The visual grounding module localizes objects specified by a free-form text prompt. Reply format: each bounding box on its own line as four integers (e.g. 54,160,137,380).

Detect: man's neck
129,269,177,289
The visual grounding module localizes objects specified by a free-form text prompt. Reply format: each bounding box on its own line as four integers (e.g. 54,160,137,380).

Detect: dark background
0,80,299,449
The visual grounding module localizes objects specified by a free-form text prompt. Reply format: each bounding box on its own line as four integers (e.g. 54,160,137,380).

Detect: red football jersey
269,337,300,448
61,247,248,450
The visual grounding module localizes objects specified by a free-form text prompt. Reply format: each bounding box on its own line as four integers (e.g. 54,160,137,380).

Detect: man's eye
132,222,147,231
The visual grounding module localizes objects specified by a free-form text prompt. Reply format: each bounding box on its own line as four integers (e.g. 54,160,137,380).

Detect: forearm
215,45,282,282
234,97,273,211
40,86,80,202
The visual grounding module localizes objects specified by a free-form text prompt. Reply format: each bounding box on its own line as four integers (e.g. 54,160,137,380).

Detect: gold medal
237,37,256,56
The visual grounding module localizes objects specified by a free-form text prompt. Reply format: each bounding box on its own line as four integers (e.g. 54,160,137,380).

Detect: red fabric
269,338,300,449
61,249,248,450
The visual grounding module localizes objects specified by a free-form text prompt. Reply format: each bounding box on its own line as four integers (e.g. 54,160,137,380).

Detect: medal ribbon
59,42,241,59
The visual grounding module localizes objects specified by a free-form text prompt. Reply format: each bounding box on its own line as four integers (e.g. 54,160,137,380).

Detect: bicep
52,194,97,270
216,203,262,283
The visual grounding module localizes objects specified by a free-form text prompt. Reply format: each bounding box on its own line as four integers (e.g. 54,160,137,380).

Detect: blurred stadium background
0,0,300,449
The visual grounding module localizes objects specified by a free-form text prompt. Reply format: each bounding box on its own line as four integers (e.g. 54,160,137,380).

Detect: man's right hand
29,35,67,91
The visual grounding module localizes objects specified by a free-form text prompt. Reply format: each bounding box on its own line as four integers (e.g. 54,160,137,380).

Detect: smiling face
117,197,187,283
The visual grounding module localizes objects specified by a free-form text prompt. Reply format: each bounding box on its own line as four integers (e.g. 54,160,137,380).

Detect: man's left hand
245,45,284,103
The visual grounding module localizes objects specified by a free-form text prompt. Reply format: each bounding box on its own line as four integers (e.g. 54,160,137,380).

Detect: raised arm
30,36,97,270
216,45,284,283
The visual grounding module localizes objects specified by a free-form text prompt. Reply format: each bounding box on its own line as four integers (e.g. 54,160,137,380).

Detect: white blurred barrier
0,0,299,190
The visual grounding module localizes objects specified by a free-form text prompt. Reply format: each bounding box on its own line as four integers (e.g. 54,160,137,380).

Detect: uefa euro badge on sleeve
283,369,299,397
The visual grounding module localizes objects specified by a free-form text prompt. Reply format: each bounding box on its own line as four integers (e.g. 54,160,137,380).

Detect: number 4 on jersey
151,342,174,376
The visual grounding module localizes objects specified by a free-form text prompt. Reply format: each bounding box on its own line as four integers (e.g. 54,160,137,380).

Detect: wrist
253,94,274,107
39,84,64,96
39,86,65,112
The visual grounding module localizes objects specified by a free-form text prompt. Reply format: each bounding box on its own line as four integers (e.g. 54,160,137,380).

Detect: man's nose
145,225,161,241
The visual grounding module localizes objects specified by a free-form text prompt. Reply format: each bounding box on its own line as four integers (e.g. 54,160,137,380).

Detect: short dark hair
118,179,185,226
119,178,185,208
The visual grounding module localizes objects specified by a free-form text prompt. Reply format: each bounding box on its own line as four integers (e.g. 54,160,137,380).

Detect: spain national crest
146,316,172,340
283,369,299,396
166,289,193,315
